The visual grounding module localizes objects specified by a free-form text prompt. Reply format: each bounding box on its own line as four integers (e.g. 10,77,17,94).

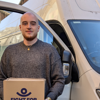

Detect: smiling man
0,12,65,100
19,13,40,45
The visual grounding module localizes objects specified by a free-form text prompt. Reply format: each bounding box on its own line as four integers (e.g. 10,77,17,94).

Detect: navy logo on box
11,88,37,100
17,88,31,97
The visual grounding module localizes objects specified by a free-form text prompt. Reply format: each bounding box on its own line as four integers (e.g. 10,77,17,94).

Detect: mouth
26,31,33,33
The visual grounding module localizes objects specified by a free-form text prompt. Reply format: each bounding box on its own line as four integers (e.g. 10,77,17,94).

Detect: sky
0,0,21,4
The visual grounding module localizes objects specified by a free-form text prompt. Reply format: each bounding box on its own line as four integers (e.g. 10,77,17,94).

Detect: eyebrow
22,21,36,24
31,21,36,24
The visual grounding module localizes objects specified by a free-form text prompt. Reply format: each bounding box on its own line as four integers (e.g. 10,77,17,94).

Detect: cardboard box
3,78,45,100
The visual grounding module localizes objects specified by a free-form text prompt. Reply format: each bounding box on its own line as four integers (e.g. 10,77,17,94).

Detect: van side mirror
62,50,79,84
62,50,72,84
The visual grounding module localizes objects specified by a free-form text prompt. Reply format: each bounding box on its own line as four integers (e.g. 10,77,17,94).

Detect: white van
0,0,100,100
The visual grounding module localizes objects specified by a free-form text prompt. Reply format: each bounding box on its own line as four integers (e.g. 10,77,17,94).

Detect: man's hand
45,97,51,100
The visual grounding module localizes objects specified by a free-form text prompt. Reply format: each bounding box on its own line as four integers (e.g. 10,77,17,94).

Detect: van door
0,1,73,100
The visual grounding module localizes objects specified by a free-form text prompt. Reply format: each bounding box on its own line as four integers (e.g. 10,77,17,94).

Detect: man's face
19,13,40,41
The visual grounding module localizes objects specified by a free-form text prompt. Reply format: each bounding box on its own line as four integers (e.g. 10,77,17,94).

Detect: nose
27,23,31,28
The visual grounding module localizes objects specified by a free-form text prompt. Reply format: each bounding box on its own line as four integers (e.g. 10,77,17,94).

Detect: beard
23,33,37,41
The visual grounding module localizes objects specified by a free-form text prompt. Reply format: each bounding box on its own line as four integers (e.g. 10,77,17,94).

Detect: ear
38,25,40,32
19,25,21,30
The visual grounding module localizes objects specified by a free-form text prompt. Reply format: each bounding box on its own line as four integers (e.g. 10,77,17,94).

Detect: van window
38,21,64,56
68,20,100,74
0,10,22,59
46,20,75,57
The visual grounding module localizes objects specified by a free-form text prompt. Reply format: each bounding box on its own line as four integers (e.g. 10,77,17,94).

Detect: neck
23,38,38,46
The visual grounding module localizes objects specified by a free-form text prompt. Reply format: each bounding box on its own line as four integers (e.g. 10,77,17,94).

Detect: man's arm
46,58,65,100
0,63,6,100
0,49,8,100
0,71,4,99
0,76,3,99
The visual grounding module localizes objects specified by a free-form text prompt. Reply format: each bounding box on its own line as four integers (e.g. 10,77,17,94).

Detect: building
0,10,10,22
19,0,28,5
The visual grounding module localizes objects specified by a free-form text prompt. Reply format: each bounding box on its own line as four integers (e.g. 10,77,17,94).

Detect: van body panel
23,0,44,11
76,0,100,13
57,0,100,20
71,69,100,100
57,83,71,100
68,0,100,19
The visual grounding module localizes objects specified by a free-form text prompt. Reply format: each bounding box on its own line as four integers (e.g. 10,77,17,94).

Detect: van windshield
68,20,100,73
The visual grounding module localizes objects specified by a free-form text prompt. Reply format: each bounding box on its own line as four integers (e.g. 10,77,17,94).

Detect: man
0,12,65,100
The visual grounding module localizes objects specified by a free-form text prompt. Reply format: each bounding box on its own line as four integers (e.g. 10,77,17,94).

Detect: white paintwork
0,0,100,100
76,0,100,12
57,84,71,100
71,69,100,100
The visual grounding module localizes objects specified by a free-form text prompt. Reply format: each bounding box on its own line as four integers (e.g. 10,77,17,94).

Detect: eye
31,21,36,25
22,21,28,25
